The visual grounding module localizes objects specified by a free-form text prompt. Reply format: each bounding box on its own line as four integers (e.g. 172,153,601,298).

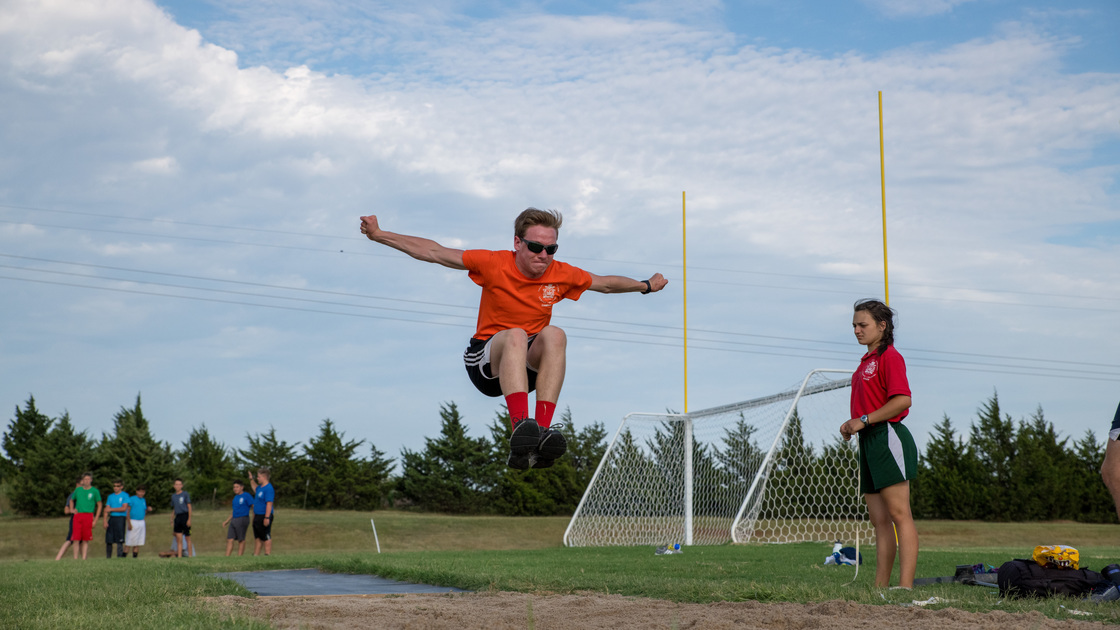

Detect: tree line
2,392,1112,523
0,395,606,518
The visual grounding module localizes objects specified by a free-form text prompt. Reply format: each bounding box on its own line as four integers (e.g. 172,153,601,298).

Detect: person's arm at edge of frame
360,215,466,270
265,499,273,524
840,395,912,441
186,499,192,528
94,500,103,522
587,272,668,295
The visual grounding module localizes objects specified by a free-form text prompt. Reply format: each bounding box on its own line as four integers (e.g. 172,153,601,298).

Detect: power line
4,252,1120,372
2,270,1118,382
4,203,1118,305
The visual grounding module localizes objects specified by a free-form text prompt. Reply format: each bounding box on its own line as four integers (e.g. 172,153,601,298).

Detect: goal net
563,369,872,547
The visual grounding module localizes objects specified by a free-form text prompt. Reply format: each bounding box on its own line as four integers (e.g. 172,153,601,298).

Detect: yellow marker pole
682,190,688,414
879,92,896,551
878,91,890,306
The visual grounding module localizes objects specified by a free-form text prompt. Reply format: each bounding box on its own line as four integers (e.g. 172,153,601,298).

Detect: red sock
535,401,557,428
506,392,529,429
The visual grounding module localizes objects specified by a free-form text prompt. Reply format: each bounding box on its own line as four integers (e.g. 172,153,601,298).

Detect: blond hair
514,208,562,239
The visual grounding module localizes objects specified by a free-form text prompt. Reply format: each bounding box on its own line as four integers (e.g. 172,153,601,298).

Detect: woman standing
840,299,918,588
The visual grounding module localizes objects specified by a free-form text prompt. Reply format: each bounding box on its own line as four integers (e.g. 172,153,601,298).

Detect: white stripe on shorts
886,423,906,477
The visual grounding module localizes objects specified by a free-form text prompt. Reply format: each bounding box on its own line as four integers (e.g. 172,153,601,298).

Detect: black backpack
997,559,1103,598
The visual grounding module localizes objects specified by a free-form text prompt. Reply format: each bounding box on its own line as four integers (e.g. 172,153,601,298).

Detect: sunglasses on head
521,238,558,255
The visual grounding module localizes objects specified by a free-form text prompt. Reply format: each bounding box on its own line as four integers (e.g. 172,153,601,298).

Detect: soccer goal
563,368,873,547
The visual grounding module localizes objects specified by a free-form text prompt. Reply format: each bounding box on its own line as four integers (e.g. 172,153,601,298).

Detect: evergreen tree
397,402,498,513
361,443,396,509
179,424,237,508
816,436,861,520
968,392,1017,520
302,419,393,510
714,416,767,518
1010,407,1072,520
94,394,176,507
762,412,814,518
915,415,986,520
10,413,95,516
2,396,54,481
1069,430,1115,523
236,427,304,508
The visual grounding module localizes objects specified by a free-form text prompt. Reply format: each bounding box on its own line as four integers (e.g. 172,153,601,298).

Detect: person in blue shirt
103,479,130,558
221,480,253,556
124,485,151,558
170,478,193,558
249,467,275,556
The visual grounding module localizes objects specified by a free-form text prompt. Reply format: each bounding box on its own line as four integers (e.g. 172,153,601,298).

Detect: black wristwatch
641,280,652,294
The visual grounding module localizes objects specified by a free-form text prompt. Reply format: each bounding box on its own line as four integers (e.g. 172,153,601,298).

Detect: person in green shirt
67,472,103,560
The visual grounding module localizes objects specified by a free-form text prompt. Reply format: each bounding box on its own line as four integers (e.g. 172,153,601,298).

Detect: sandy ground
210,592,1111,629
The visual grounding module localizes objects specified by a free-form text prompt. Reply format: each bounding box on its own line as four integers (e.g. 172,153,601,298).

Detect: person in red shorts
68,472,103,560
360,208,668,469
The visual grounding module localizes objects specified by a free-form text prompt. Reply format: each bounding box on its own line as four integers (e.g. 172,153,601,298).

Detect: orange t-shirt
462,250,593,340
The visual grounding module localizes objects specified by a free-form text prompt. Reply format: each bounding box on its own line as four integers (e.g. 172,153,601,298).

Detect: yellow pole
879,99,898,549
878,91,890,306
682,191,688,414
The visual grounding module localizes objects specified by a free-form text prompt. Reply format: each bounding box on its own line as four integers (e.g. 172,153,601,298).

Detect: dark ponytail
854,298,895,354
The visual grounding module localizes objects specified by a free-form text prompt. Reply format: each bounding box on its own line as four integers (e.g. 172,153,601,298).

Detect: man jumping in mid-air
360,208,668,469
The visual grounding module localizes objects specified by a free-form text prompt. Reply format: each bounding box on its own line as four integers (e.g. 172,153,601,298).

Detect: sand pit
210,591,1111,629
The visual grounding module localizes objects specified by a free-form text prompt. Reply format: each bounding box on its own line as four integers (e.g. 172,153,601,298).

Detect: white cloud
133,156,180,174
861,0,981,18
0,0,1118,459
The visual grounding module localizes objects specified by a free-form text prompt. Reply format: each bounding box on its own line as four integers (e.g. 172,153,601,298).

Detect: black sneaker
531,456,555,469
509,418,541,456
507,451,535,470
538,422,568,460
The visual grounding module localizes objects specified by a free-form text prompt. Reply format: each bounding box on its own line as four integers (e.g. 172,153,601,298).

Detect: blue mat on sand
213,568,471,596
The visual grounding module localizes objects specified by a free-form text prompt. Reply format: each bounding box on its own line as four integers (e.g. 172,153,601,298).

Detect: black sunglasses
521,238,558,255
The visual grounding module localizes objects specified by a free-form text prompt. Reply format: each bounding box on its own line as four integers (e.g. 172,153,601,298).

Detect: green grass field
4,508,1120,628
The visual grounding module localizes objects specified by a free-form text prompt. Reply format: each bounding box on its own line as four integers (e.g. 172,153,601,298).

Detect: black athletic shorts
1110,401,1120,441
105,516,127,544
463,334,538,398
173,512,191,537
253,512,273,541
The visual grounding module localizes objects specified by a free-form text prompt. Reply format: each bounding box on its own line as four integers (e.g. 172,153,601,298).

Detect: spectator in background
103,479,129,558
222,479,253,557
124,485,151,558
54,477,82,561
68,472,102,560
249,467,275,556
170,478,193,558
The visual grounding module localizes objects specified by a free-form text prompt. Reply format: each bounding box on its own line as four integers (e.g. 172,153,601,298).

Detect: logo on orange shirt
538,284,561,308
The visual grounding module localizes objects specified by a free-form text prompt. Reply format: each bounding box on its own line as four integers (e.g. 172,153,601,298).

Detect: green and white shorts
857,421,917,494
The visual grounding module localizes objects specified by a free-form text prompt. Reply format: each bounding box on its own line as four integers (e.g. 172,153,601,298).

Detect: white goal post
563,369,873,547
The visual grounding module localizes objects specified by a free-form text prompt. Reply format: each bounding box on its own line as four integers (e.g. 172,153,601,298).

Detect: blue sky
1,0,1118,467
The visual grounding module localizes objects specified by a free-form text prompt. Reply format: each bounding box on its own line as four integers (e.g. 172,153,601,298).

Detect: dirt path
210,592,1110,629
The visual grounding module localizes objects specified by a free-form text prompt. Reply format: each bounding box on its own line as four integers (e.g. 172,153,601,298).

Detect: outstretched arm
360,215,466,270
588,272,668,295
